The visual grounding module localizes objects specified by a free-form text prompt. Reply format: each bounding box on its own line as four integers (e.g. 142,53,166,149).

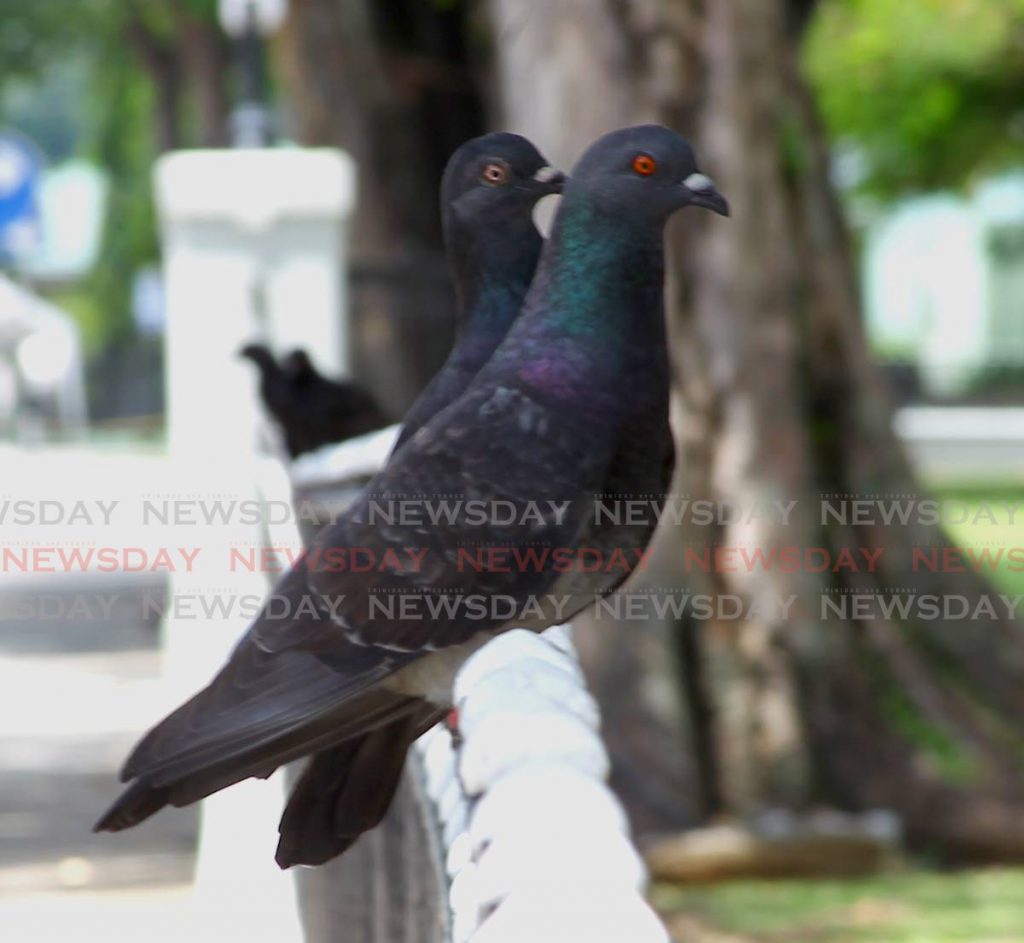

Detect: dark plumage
239,343,390,458
99,132,565,867
95,125,726,868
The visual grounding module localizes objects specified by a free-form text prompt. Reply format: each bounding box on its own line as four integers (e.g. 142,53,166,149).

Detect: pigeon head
567,124,729,224
441,132,564,233
282,349,315,379
239,343,278,376
440,133,563,325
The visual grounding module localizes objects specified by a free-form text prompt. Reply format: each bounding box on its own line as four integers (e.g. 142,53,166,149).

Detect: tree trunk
489,0,1024,858
176,13,231,147
125,14,183,153
277,0,487,414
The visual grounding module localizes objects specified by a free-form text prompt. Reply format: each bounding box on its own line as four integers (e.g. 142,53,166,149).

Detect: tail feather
94,692,424,835
94,779,171,832
275,707,443,868
133,685,410,790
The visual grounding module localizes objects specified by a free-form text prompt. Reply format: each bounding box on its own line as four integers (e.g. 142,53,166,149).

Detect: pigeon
239,343,390,457
95,125,728,868
97,131,566,865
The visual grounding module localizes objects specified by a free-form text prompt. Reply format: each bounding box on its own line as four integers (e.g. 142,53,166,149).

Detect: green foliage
654,867,1024,942
84,34,160,347
0,0,223,352
0,59,88,162
804,0,1024,197
937,489,1024,595
46,286,104,352
0,1,98,78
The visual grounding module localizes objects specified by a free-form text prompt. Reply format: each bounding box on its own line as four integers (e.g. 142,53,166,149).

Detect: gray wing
117,562,419,787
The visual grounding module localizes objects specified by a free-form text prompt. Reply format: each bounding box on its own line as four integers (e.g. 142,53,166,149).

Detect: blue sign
0,131,41,259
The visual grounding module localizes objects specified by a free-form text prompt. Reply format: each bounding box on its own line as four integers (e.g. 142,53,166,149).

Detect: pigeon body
240,343,390,458
96,126,727,868
99,132,564,865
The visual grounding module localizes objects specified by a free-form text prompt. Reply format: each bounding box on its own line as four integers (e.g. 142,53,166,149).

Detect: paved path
0,578,201,941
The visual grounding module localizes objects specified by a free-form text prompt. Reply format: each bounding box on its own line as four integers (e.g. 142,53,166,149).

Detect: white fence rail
895,406,1024,484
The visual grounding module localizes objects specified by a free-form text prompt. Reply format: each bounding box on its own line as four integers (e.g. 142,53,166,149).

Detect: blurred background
2,0,1024,941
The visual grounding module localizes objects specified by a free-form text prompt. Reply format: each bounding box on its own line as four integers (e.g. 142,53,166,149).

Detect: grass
934,489,1024,597
653,867,1024,942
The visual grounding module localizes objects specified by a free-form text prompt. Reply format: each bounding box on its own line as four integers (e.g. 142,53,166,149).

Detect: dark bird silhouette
99,132,565,865
239,343,390,458
95,126,727,868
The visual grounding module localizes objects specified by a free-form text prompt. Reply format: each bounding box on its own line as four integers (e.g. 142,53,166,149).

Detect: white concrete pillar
157,148,356,457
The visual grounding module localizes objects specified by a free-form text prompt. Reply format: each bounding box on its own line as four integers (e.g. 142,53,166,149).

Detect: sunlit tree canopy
805,0,1024,196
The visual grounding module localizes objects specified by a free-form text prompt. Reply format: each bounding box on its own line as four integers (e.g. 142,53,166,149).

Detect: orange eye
482,161,510,185
632,153,657,176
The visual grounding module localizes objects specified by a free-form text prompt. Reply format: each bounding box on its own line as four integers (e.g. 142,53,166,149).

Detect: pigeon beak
532,166,566,194
682,172,730,217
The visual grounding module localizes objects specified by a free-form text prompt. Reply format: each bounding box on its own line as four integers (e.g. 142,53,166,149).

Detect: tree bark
277,0,485,414
176,12,231,148
124,14,183,153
